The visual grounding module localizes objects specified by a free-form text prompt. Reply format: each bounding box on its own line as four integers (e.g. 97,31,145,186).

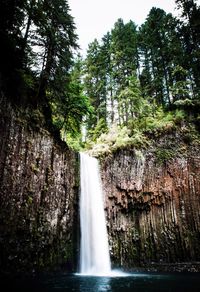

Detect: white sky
68,0,179,55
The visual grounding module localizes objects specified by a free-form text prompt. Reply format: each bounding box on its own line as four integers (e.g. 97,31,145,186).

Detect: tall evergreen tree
138,8,185,107
52,55,92,136
84,39,107,132
110,19,138,123
0,0,27,99
0,0,93,141
175,0,200,97
34,1,77,109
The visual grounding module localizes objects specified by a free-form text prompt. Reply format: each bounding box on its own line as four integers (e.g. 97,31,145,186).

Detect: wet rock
101,145,200,270
0,100,79,275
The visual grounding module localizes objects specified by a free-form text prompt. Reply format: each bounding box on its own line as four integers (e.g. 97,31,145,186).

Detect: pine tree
52,55,92,136
175,0,200,97
84,39,107,132
0,0,27,99
138,8,186,107
110,19,138,123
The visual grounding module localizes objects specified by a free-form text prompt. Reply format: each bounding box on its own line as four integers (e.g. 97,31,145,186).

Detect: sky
68,0,178,55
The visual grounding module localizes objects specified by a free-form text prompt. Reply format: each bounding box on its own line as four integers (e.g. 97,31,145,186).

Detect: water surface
3,271,200,292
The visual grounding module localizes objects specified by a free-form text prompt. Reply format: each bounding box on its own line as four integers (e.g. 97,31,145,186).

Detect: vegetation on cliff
82,0,200,154
0,0,199,151
0,0,200,274
0,0,91,140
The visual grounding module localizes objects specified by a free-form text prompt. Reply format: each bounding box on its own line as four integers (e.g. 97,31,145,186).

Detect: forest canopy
0,0,199,150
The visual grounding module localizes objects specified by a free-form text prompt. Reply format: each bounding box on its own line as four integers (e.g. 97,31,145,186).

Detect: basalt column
100,147,200,270
0,100,79,274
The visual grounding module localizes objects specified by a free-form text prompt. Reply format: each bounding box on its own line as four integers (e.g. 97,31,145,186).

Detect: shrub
155,148,175,165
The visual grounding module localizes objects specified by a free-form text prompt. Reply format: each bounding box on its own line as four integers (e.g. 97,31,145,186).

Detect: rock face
100,140,200,270
0,100,79,274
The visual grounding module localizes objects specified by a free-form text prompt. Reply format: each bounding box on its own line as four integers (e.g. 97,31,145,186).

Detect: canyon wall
1,96,200,274
0,100,79,274
100,135,200,271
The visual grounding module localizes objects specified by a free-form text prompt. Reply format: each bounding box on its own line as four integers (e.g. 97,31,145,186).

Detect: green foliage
51,88,92,135
170,66,191,101
172,109,186,124
86,106,189,156
83,39,107,130
181,124,200,145
175,0,200,96
64,132,84,151
117,75,145,124
140,109,174,133
51,56,93,140
155,148,176,165
174,98,200,119
0,0,90,142
1,0,200,148
83,3,200,154
128,106,186,136
87,124,149,156
88,118,108,141
174,99,194,107
138,8,182,106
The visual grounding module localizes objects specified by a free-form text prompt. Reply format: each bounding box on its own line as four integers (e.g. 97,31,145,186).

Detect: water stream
79,152,111,276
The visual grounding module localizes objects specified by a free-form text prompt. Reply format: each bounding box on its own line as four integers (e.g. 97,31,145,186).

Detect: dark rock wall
1,97,200,274
100,145,200,269
0,101,79,274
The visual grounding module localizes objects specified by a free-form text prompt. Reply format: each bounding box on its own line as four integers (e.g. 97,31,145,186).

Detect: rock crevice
0,101,79,274
101,146,200,269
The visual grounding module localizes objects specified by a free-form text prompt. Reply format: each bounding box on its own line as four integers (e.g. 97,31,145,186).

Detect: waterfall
79,152,111,276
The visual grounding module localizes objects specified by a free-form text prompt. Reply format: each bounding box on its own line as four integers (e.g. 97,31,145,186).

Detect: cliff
100,133,200,271
0,98,79,275
1,95,200,274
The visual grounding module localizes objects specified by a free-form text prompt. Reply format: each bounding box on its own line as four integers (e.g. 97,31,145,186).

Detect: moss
62,242,73,262
155,148,176,165
30,163,39,174
182,128,200,145
27,196,33,206
134,149,144,160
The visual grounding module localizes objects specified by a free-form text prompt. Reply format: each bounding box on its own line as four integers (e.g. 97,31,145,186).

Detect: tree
110,19,139,121
52,56,93,136
118,75,144,125
175,0,200,96
0,0,27,100
0,0,92,143
138,8,186,107
83,39,107,133
170,65,191,101
33,0,77,118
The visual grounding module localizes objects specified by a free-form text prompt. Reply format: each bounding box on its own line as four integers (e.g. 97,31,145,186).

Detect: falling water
79,152,111,276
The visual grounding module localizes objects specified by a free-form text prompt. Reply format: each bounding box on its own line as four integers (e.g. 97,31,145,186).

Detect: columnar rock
0,100,79,274
100,143,200,270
